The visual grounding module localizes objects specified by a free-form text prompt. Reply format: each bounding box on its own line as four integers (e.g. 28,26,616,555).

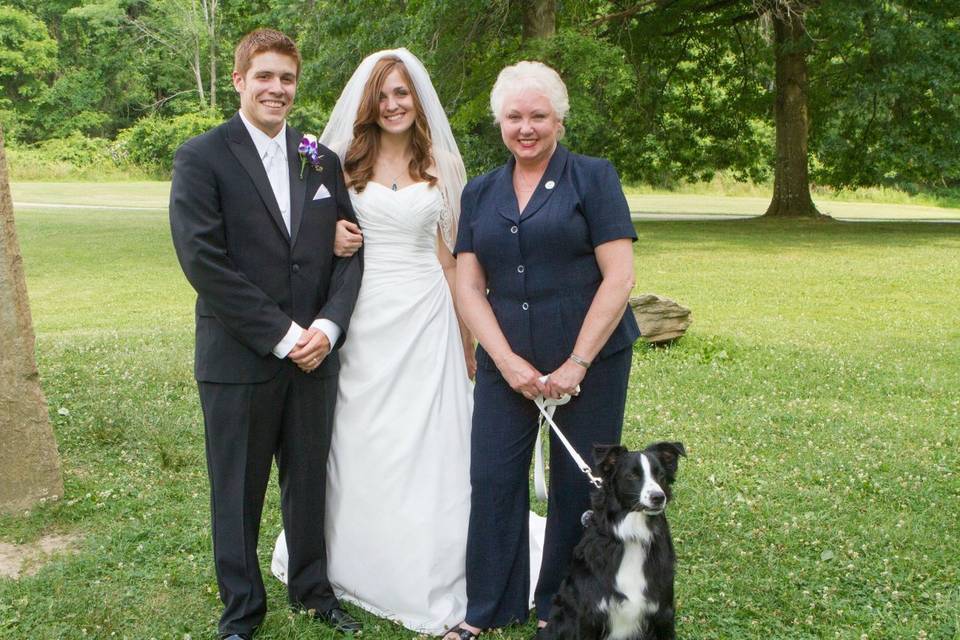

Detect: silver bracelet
569,353,591,369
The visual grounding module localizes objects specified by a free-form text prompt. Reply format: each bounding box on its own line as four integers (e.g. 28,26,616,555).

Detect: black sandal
442,624,480,640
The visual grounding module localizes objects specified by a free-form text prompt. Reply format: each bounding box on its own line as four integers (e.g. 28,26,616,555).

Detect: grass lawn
10,182,172,209
1,193,959,639
622,193,960,221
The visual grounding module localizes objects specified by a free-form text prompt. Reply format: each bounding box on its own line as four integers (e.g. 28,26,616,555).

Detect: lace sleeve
434,147,463,253
437,187,455,252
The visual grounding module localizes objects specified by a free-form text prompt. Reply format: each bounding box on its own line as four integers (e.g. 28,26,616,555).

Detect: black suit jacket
170,113,362,383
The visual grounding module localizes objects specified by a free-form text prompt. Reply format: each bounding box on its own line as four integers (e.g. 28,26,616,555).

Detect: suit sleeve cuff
272,321,303,359
310,319,342,348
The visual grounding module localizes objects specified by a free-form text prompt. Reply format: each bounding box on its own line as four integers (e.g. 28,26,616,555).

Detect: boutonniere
298,134,324,179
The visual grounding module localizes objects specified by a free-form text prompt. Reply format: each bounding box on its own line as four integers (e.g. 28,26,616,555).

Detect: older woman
448,62,640,640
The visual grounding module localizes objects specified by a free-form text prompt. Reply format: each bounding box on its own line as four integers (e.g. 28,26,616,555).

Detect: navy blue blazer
455,144,640,373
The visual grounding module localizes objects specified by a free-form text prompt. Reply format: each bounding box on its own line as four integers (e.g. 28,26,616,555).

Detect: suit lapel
495,157,520,224
518,144,568,223
286,127,307,247
226,114,291,243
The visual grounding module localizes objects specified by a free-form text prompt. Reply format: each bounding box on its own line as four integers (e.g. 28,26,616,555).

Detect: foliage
0,6,58,97
5,0,960,192
4,136,166,180
445,30,644,178
126,0,222,110
2,195,959,637
31,132,114,167
0,5,58,140
808,2,960,188
116,110,223,173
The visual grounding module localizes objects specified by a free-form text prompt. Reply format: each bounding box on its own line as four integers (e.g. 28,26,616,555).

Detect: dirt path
0,533,80,579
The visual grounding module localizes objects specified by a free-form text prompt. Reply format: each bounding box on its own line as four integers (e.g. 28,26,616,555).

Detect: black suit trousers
199,362,339,636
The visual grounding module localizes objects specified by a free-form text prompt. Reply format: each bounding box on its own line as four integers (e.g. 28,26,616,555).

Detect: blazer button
291,264,301,274
517,265,525,273
510,225,518,234
521,302,529,311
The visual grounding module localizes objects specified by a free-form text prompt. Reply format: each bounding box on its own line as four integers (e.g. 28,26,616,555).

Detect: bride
271,49,544,634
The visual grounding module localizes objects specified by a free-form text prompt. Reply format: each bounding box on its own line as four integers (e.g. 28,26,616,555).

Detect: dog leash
533,377,603,501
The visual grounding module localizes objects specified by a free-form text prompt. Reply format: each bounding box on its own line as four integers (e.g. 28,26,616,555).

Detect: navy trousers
464,347,633,627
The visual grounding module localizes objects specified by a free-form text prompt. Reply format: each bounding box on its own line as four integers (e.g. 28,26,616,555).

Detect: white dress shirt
238,110,341,359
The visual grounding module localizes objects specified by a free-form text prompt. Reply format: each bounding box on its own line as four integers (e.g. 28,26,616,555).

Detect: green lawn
1,194,959,639
10,182,171,209
623,193,960,221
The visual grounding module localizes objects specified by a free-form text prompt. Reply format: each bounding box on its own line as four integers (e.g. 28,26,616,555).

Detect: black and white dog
542,441,686,640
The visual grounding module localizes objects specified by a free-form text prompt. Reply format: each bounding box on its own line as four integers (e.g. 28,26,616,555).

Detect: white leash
533,377,602,501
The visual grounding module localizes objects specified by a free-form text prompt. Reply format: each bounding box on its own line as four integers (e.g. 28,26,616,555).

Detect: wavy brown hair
345,57,437,193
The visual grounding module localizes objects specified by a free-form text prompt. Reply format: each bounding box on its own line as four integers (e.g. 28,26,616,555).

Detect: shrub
35,132,113,167
116,111,223,174
3,132,161,180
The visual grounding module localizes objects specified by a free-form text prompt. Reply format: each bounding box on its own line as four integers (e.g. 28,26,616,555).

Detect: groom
169,29,362,639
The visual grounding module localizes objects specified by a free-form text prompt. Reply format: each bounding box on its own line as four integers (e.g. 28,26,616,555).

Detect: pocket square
313,184,332,200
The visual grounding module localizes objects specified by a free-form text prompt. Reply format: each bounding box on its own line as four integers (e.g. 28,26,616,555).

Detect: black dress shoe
316,606,362,634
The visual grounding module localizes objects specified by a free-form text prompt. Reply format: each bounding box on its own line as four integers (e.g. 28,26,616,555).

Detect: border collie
542,441,686,640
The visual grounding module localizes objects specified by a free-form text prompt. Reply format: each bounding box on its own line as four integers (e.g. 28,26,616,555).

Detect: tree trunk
764,8,821,218
193,47,205,107
205,0,216,110
208,26,216,110
0,127,64,514
523,0,556,41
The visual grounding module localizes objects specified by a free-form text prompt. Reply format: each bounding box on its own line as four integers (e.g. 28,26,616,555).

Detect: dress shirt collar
238,109,287,161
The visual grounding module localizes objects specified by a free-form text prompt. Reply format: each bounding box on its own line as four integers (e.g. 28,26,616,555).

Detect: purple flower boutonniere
298,134,323,179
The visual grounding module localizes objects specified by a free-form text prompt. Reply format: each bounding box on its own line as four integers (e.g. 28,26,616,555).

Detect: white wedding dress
272,182,545,634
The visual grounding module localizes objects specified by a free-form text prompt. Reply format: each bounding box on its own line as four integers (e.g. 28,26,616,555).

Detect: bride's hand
334,219,363,257
464,348,477,381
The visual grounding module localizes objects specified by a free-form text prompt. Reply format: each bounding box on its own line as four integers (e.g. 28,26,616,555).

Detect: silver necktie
266,140,290,234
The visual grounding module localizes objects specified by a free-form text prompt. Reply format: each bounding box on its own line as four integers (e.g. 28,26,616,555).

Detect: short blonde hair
490,61,569,124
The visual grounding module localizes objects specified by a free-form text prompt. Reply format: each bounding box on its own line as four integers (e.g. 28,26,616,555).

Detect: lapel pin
545,180,555,190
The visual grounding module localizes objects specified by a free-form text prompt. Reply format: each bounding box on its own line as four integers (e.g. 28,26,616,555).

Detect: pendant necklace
515,169,537,193
391,171,404,191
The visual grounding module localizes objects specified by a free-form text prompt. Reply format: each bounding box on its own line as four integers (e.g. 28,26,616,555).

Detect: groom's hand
289,327,331,372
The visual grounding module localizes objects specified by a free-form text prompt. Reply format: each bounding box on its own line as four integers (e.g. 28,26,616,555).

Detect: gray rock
0,128,64,514
629,294,692,344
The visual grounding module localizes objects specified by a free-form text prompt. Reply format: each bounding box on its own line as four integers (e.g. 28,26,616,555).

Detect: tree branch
662,11,757,37
590,0,661,26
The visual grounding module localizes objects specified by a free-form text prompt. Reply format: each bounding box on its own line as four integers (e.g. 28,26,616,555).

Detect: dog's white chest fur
601,513,659,640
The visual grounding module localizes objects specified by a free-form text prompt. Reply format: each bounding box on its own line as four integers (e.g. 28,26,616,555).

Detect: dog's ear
592,444,627,476
647,441,686,483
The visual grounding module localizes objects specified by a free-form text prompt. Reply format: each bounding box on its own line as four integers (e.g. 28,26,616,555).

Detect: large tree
762,1,821,217
596,0,823,216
